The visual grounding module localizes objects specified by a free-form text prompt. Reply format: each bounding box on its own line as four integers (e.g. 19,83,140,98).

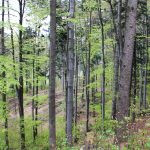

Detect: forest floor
6,90,150,149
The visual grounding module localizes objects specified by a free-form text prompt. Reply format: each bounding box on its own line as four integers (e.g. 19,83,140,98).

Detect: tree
49,0,56,148
1,0,9,148
116,0,138,121
66,0,75,145
18,0,26,149
108,0,123,120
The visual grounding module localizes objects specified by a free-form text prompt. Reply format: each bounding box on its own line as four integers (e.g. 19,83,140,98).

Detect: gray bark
110,0,123,119
49,0,56,148
116,0,138,120
98,0,105,125
86,11,92,132
66,0,75,145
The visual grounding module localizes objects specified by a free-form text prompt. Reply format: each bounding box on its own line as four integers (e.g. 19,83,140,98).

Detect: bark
143,4,149,109
65,24,69,135
139,66,144,110
112,44,119,119
116,1,138,143
66,0,75,145
25,70,29,93
35,71,38,137
32,55,35,141
109,0,123,119
86,11,92,132
116,0,138,121
92,76,96,117
132,41,137,122
1,0,9,148
49,0,56,148
74,34,78,126
18,1,26,149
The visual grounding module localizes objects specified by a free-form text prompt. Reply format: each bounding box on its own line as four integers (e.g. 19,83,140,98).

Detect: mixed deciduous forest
0,0,150,149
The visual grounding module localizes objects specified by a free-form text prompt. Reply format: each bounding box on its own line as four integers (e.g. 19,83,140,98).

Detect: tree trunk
18,1,26,149
112,44,119,119
132,41,137,122
86,11,92,132
66,0,75,145
98,0,105,125
1,0,9,148
143,3,149,109
32,56,35,141
49,0,56,148
139,66,144,110
92,75,96,117
74,35,78,126
116,0,138,121
110,0,123,120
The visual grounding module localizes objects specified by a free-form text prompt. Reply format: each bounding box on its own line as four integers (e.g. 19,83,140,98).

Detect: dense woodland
0,0,150,149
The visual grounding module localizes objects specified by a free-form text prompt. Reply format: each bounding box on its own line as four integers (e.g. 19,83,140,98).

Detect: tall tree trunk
143,3,149,109
35,60,39,137
1,0,9,148
109,0,123,119
18,1,26,149
74,35,78,126
139,66,144,110
132,41,137,122
66,0,75,145
116,0,138,121
32,56,35,141
92,75,96,117
116,0,138,143
86,11,92,132
98,0,105,125
49,0,56,148
65,24,69,135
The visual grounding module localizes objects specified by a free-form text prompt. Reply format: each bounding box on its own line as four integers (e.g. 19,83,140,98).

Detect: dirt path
8,90,65,121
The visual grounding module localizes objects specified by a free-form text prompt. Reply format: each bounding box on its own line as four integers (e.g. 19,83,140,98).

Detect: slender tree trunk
92,75,96,117
110,0,123,119
35,52,39,137
86,11,92,132
143,4,149,109
49,0,56,148
18,1,26,149
18,0,25,149
132,41,137,122
1,0,9,148
35,73,38,137
139,66,144,110
32,56,35,140
98,0,105,124
82,77,85,100
75,36,78,126
65,25,69,135
25,70,29,93
66,0,75,145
